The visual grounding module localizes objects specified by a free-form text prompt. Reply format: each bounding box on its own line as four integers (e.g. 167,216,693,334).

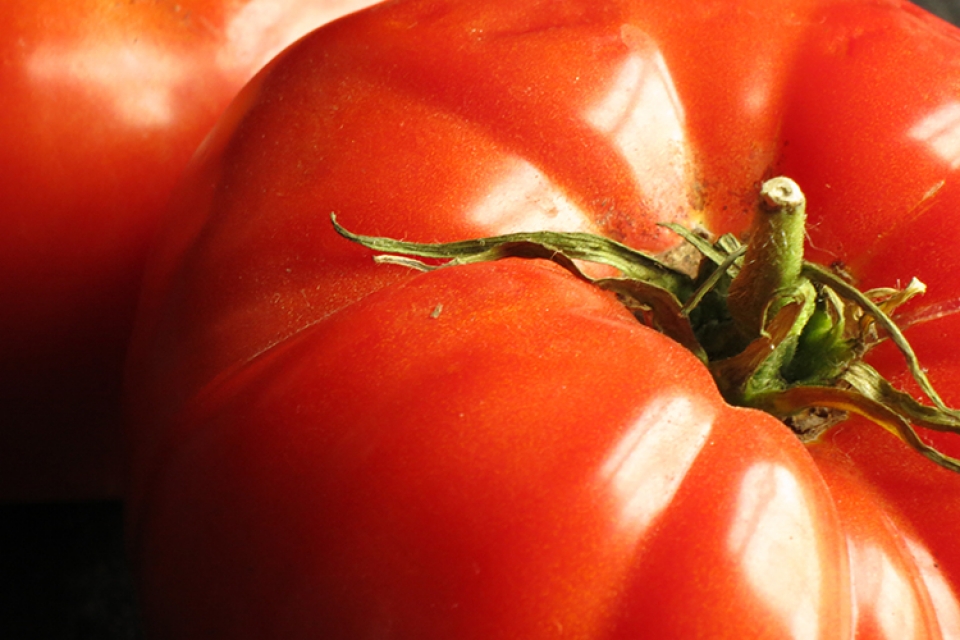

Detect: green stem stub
332,177,960,473
727,177,810,341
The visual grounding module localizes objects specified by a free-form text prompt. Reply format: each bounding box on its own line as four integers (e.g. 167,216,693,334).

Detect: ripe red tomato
0,0,379,501
125,0,960,636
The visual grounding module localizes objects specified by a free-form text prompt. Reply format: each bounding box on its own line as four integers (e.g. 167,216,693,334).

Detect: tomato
0,0,379,501
124,0,960,636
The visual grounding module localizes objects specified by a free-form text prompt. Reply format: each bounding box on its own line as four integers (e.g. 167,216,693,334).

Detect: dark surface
0,502,140,639
1,1,958,639
922,0,960,23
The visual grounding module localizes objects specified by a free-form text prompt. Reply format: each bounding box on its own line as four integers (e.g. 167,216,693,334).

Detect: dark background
1,502,139,639
2,1,959,638
922,0,960,22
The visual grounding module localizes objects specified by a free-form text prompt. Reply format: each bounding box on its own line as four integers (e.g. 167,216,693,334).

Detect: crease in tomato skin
334,175,960,475
125,258,638,519
824,409,960,610
125,1,960,636
808,441,942,638
122,0,816,424
131,257,856,639
599,404,854,638
775,0,960,284
343,0,712,250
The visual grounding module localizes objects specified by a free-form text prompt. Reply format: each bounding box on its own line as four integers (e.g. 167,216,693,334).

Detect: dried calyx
332,177,960,472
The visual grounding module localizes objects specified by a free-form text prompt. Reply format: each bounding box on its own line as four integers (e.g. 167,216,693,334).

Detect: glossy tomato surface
125,0,960,636
0,0,379,501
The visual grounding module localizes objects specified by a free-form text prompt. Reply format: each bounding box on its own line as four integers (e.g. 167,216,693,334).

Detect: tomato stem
331,179,960,473
727,177,809,340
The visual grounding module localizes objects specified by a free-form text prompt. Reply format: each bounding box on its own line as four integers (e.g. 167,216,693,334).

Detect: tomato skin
125,0,960,636
769,0,960,609
133,259,855,638
0,0,378,501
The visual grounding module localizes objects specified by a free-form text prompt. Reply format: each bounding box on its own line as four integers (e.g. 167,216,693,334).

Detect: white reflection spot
466,161,593,233
849,541,919,640
909,102,960,169
728,463,822,640
28,42,184,128
220,0,379,72
903,537,960,638
586,40,684,136
599,396,713,538
583,25,689,225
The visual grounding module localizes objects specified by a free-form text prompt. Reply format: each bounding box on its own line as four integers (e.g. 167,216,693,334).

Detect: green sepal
331,174,960,475
331,214,692,295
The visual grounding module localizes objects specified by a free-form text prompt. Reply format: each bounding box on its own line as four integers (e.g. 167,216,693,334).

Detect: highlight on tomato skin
130,259,856,638
0,0,380,502
123,0,960,637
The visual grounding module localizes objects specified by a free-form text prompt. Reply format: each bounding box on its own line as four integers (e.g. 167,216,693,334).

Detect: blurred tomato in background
2,0,960,638
0,0,380,502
